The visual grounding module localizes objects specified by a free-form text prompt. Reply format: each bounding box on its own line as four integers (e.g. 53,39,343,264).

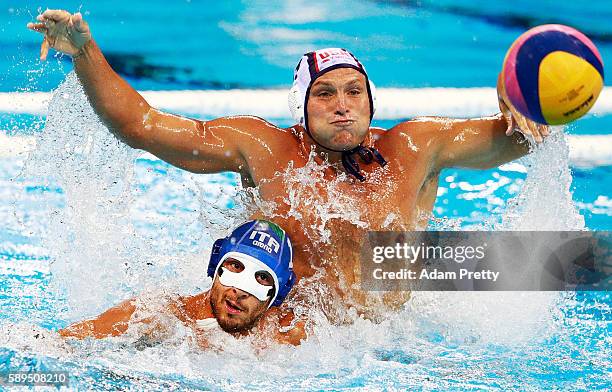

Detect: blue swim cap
207,220,296,308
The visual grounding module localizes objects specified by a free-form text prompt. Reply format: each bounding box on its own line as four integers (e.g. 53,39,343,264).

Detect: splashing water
16,73,250,318
2,73,608,390
276,152,369,244
501,128,586,230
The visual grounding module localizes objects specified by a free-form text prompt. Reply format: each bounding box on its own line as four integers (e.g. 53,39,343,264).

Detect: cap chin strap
216,252,279,307
341,144,388,182
305,130,388,182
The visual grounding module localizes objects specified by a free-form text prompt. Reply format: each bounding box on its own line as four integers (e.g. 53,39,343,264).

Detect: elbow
96,104,152,151
106,124,146,150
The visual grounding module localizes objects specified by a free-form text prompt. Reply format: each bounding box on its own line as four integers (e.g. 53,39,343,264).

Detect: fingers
499,99,515,136
528,119,545,143
26,22,46,33
27,21,50,61
523,119,550,144
29,9,76,62
503,112,515,136
497,71,551,144
520,115,543,143
72,12,87,32
41,9,72,22
40,37,49,61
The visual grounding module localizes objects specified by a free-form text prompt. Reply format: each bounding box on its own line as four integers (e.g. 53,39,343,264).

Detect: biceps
141,109,246,173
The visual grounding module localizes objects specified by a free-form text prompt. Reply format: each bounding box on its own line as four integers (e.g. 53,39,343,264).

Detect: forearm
58,319,96,339
73,39,150,149
59,299,136,339
438,115,530,170
470,115,530,169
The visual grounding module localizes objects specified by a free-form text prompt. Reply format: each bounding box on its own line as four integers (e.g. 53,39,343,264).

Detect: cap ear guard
207,238,225,278
272,270,296,307
288,84,304,125
368,79,377,117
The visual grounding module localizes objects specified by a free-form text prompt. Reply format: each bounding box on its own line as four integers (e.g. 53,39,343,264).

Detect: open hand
497,73,550,143
27,9,91,61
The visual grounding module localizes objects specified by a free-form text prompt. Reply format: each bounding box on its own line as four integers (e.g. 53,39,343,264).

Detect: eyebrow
311,78,363,89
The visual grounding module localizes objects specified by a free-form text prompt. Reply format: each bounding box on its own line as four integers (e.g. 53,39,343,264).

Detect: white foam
2,87,611,118
0,133,37,157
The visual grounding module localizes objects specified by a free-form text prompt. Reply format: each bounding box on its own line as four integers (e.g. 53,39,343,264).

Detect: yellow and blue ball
502,24,604,125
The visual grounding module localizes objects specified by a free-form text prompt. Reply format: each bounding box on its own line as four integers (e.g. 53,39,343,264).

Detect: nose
228,287,249,300
334,94,348,115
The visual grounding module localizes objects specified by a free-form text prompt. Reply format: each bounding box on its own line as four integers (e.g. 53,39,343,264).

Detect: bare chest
256,152,435,229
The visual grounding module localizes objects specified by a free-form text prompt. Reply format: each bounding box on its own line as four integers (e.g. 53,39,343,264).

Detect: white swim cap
288,48,376,132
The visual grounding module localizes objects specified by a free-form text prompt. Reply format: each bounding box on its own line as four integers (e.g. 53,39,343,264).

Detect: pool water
1,0,610,390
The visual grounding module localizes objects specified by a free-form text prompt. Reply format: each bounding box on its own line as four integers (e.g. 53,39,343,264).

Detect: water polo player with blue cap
202,219,297,334
207,219,296,309
59,220,303,345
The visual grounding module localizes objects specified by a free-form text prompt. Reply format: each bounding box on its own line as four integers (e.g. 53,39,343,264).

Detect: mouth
225,299,243,315
330,119,355,126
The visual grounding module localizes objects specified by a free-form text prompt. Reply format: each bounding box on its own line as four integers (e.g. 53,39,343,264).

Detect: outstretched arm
58,299,137,339
429,73,551,171
27,10,274,178
433,114,531,170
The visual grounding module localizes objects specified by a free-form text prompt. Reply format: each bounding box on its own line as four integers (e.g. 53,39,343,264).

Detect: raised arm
27,10,275,178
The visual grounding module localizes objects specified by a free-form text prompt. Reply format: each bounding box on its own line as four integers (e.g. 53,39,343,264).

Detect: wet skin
59,258,305,344
66,41,530,315
28,10,550,316
209,258,273,333
306,68,372,151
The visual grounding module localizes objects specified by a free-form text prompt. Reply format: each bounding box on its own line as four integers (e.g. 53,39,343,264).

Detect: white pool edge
1,87,612,119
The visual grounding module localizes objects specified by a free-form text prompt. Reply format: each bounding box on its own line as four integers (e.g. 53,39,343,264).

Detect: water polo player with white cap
289,48,387,181
32,9,552,317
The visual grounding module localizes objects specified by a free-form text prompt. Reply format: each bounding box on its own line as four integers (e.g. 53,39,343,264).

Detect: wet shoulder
216,115,299,151
385,116,455,136
216,115,294,137
375,118,443,157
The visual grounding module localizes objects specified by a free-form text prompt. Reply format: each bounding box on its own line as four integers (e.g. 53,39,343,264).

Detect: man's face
306,68,371,151
209,258,273,333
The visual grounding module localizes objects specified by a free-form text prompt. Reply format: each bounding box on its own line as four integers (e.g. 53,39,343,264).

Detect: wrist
72,38,94,60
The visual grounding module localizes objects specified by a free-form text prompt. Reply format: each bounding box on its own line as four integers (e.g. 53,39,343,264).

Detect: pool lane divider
1,133,610,168
1,87,611,119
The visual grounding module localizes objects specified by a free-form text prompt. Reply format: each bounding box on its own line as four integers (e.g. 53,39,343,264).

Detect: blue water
0,0,610,390
2,0,612,91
